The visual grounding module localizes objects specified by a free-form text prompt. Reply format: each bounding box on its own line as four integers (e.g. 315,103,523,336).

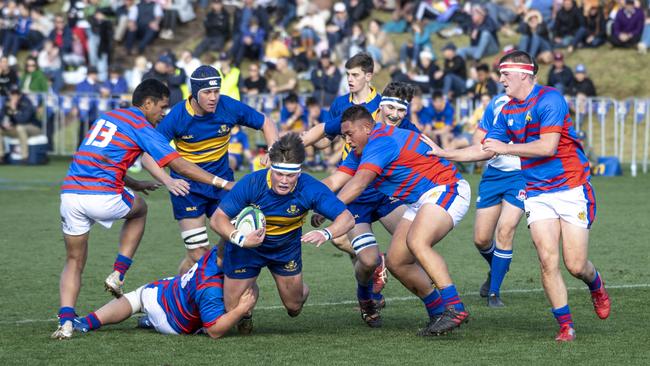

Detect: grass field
1,159,649,365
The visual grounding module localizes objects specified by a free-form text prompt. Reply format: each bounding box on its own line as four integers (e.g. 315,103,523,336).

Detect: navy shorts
170,188,228,220
348,194,403,224
223,240,302,279
476,166,526,210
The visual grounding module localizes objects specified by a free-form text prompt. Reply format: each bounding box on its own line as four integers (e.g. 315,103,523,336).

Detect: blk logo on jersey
181,135,194,140
185,206,198,212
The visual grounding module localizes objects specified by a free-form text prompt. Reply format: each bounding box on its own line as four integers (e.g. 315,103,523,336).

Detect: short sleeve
538,90,568,134
485,112,510,143
233,99,265,130
337,150,360,176
155,109,176,142
303,177,347,220
133,125,180,167
323,115,342,137
358,137,399,176
196,287,226,328
478,100,495,133
218,173,256,218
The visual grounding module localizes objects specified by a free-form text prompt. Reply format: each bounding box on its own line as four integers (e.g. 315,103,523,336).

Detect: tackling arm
337,169,377,205
421,131,495,162
321,170,354,192
205,288,257,339
483,132,560,158
167,157,234,190
300,123,326,147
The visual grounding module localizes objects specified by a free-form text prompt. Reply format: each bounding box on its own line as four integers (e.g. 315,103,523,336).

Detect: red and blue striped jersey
146,246,225,334
61,107,179,195
339,123,461,204
486,85,590,197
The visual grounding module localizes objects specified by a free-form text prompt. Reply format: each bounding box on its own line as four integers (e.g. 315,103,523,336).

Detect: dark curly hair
269,133,306,165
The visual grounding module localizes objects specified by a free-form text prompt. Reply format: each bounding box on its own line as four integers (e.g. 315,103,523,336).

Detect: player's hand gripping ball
235,206,266,236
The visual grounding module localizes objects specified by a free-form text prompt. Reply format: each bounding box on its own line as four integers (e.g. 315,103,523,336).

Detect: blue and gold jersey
218,169,347,247
157,95,265,187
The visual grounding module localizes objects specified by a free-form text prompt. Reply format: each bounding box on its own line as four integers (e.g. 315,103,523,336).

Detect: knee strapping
351,233,378,255
181,227,210,250
124,286,144,315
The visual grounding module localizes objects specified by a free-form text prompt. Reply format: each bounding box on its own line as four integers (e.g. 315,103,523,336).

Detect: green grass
1,159,649,365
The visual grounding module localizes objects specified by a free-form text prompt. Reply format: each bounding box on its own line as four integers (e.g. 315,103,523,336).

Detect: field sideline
1,159,649,365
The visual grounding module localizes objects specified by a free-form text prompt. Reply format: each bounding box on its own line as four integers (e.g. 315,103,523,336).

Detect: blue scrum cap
190,65,221,100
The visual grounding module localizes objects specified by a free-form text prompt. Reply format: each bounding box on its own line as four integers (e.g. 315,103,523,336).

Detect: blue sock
58,307,76,326
440,285,465,312
113,254,133,281
489,248,513,296
479,241,495,267
357,282,371,301
588,270,603,292
83,312,102,330
421,289,445,318
552,305,574,328
371,292,384,301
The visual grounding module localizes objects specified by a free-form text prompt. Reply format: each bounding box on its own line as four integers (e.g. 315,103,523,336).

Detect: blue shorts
476,166,526,210
223,240,302,279
348,194,403,224
170,188,229,220
230,154,243,170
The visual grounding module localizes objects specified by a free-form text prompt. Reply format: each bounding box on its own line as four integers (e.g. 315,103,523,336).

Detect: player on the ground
300,52,390,310
70,245,258,338
210,133,354,334
312,82,423,327
423,92,524,308
325,105,472,336
53,79,234,340
425,50,610,341
143,65,278,274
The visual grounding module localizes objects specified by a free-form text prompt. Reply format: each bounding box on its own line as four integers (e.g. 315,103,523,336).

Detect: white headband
499,62,535,75
379,96,409,109
270,163,302,174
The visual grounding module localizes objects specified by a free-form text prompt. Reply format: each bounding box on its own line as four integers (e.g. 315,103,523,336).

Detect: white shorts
403,180,471,227
524,183,597,229
60,190,135,235
124,284,179,335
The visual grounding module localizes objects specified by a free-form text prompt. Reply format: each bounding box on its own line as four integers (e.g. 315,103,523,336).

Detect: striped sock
371,292,384,301
552,305,574,328
113,254,133,281
58,306,76,326
357,282,372,301
478,241,496,267
489,248,513,296
421,289,445,318
440,285,465,312
83,312,102,330
588,270,603,292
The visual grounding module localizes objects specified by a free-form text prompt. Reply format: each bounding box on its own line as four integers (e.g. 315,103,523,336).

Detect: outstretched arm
142,153,190,196
321,170,354,192
483,132,560,158
300,123,327,147
420,132,494,162
167,157,234,190
205,287,257,339
337,169,377,205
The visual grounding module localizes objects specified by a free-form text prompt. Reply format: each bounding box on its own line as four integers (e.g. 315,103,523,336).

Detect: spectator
403,49,439,94
217,55,242,101
552,0,587,52
516,0,554,26
74,67,101,146
276,0,297,29
437,42,467,99
457,5,500,61
241,62,268,95
37,40,63,92
639,5,650,54
193,0,230,58
341,23,366,60
28,7,52,51
88,10,113,82
160,0,196,40
0,56,19,97
2,3,33,57
518,9,553,64
233,0,271,44
409,88,435,131
547,51,574,94
326,2,352,50
20,56,48,94
263,30,291,67
142,55,185,105
310,50,341,107
567,64,597,96
279,92,306,133
294,3,328,59
583,3,608,48
0,86,42,163
232,17,266,66
114,0,136,42
125,56,149,91
1,1,20,50
399,20,435,69
365,19,397,67
101,66,129,97
426,91,455,148
268,57,298,94
49,15,82,67
468,63,497,103
348,0,371,22
125,0,163,55
610,0,644,48
177,50,200,78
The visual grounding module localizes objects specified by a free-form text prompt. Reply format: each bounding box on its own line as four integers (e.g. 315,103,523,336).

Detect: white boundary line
3,283,649,325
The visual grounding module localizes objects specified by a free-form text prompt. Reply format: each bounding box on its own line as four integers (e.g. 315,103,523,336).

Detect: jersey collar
349,86,377,104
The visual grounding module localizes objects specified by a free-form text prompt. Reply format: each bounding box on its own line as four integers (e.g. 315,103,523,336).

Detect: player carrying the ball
210,133,354,334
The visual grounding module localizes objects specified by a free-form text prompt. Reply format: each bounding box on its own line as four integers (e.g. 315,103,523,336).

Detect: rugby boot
51,321,73,340
237,314,254,335
104,270,124,298
590,286,611,320
417,306,469,336
487,293,505,308
372,253,388,294
555,325,576,342
479,271,491,298
359,299,382,328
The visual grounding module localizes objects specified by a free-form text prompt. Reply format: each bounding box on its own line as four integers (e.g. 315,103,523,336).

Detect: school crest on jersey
218,125,230,135
525,111,532,123
286,205,301,215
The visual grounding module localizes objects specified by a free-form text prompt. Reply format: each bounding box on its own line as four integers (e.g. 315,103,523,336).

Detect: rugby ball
235,207,266,236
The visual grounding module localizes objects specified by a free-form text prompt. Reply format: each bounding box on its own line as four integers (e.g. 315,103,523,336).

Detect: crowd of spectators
1,0,649,165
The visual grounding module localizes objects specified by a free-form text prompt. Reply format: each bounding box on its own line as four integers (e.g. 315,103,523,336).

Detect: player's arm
484,132,560,158
123,175,161,194
261,114,279,148
205,287,257,339
337,169,377,204
321,170,354,192
210,208,264,248
421,130,495,162
302,209,354,247
167,157,235,190
141,153,190,196
300,122,326,147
